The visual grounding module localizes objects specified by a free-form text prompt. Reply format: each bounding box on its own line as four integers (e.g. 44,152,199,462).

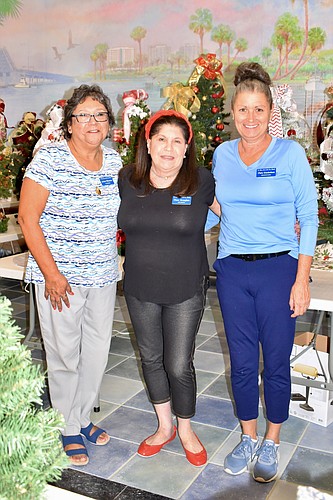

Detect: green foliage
0,145,29,199
0,296,67,499
115,99,151,165
189,75,230,167
0,0,22,25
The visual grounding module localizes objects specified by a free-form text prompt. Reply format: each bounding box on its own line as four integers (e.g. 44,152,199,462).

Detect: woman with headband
118,109,220,467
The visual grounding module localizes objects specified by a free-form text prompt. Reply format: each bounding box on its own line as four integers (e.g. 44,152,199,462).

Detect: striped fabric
24,141,122,287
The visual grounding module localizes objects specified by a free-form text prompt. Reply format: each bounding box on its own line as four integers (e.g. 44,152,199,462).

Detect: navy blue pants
214,254,298,424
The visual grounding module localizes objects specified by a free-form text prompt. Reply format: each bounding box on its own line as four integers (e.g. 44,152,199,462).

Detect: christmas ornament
162,83,200,117
211,106,219,114
122,89,149,142
188,53,224,87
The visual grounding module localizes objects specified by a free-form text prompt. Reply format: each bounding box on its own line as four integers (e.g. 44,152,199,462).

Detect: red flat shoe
137,425,177,457
180,433,207,467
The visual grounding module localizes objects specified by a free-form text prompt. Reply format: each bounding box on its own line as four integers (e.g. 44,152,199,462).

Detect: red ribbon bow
194,53,223,80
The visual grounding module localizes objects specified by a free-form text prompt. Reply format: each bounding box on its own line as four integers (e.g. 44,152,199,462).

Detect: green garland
0,296,67,499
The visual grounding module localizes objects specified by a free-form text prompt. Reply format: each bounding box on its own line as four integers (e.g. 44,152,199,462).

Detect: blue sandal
62,434,89,465
80,422,110,446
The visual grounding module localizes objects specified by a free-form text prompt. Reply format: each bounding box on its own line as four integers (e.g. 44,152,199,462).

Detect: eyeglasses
71,112,109,123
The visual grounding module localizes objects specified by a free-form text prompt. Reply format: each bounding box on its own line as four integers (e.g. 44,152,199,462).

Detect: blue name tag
100,176,114,186
172,196,192,206
256,168,276,178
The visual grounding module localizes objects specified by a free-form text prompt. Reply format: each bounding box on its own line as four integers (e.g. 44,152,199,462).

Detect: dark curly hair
231,62,273,110
62,84,115,139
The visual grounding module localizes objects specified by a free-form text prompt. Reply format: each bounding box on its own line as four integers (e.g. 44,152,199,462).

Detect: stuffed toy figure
33,99,66,154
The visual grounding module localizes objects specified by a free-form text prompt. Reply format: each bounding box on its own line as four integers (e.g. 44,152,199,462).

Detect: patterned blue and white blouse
24,141,122,288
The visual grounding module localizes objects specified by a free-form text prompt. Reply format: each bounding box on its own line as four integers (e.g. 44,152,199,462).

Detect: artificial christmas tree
0,295,67,499
163,53,230,167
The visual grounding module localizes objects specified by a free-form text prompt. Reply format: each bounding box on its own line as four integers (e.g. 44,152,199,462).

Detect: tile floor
1,276,333,500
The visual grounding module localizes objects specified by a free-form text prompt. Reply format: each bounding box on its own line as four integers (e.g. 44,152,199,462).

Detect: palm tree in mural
0,0,22,25
211,24,232,60
261,47,272,67
286,0,309,76
90,50,99,81
167,54,177,77
174,51,184,74
224,27,235,67
289,27,327,78
94,43,108,80
227,38,248,70
131,26,147,72
273,13,303,77
189,8,213,54
271,32,285,79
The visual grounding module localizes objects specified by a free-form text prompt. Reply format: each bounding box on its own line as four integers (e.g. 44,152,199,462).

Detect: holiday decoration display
113,89,151,165
0,98,8,144
0,209,8,232
33,100,67,155
315,89,333,224
0,295,67,499
269,84,312,151
162,82,200,118
0,143,31,199
162,53,230,167
0,112,45,199
116,228,126,256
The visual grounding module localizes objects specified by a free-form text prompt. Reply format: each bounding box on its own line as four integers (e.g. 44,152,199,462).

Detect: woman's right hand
44,272,74,312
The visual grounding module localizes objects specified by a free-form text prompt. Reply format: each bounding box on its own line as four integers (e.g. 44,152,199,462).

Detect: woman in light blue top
207,62,318,483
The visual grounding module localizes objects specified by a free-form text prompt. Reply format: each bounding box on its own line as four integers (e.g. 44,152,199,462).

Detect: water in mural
0,0,332,135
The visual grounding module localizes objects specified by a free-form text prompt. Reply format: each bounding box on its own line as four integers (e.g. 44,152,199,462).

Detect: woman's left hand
289,280,310,318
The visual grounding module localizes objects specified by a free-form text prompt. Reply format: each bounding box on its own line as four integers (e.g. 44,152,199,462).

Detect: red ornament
212,91,224,99
211,106,219,114
193,86,199,93
216,123,224,131
287,129,296,136
214,135,222,143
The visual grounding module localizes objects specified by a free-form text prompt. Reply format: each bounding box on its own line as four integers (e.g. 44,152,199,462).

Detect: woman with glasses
18,84,122,466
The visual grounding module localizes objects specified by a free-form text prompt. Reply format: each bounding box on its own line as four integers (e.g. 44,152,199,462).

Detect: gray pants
35,283,117,435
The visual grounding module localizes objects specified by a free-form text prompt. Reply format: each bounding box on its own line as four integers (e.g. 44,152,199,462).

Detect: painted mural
0,0,332,134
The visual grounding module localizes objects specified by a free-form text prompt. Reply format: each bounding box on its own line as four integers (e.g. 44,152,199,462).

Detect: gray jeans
125,277,209,418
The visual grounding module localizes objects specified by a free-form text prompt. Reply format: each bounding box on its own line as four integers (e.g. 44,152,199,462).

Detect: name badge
172,196,192,206
100,176,114,186
256,168,276,178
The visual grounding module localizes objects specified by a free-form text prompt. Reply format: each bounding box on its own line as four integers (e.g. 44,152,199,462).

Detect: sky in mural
1,0,332,77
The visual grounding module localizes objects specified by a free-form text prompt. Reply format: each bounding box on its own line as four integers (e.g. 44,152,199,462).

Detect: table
0,197,19,211
291,268,333,390
0,252,36,347
0,252,125,349
0,214,23,253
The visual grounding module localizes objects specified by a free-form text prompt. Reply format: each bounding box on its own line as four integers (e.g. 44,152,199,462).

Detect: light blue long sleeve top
206,137,318,259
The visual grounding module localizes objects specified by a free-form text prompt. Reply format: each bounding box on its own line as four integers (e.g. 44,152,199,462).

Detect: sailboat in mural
14,77,30,88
